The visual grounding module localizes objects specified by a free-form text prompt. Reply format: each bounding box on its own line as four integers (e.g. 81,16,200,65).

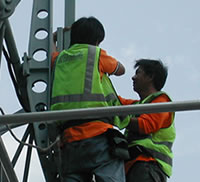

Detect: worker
119,59,176,182
51,16,128,182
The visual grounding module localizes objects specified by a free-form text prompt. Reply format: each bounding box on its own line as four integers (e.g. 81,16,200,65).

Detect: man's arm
127,95,173,134
52,27,71,52
112,62,125,76
99,49,125,76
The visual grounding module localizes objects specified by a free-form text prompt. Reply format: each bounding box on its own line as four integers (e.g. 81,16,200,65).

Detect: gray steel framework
0,0,199,182
0,0,75,181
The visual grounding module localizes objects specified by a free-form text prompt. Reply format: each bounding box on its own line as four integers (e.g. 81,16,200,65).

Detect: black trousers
61,133,125,182
126,161,167,182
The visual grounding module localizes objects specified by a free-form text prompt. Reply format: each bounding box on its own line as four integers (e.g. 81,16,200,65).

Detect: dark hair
69,16,105,47
134,59,168,91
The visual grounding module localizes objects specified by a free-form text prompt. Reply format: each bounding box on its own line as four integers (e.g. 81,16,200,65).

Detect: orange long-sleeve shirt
52,48,119,143
119,94,173,173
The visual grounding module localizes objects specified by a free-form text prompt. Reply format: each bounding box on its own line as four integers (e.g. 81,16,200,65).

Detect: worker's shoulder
151,92,171,103
118,96,136,105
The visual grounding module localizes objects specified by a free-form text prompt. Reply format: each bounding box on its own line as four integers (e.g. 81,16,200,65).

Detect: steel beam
64,0,75,49
0,136,18,182
26,1,58,181
0,0,21,20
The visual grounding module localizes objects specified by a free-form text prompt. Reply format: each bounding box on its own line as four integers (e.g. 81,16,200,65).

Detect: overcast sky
1,0,200,182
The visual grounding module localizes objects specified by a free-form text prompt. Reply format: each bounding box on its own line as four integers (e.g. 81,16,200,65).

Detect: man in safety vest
119,59,176,182
51,16,128,182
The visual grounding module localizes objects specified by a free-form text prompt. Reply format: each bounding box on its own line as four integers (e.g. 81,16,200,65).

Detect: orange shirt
51,49,118,78
119,94,173,173
52,48,119,143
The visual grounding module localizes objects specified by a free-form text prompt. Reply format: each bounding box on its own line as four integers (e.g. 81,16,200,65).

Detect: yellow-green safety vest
126,91,176,177
51,44,129,127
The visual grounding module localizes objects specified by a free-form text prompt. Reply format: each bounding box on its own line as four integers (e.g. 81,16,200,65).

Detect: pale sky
1,0,200,182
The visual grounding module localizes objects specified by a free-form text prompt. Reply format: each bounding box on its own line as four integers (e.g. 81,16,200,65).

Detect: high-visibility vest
126,91,176,177
51,44,130,127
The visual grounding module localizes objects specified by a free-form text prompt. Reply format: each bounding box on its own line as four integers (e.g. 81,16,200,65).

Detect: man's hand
127,117,139,133
53,27,71,42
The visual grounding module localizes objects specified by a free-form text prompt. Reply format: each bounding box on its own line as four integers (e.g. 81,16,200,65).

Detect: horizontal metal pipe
0,123,24,135
0,100,200,125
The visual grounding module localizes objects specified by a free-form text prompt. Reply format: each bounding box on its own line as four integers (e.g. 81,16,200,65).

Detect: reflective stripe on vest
152,140,173,151
51,45,116,105
145,147,172,166
52,93,117,104
142,135,173,151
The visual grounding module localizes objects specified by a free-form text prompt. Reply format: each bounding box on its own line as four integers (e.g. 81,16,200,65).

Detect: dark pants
61,133,125,182
126,161,167,182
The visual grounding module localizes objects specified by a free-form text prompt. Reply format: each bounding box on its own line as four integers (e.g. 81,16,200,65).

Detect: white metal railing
0,100,200,125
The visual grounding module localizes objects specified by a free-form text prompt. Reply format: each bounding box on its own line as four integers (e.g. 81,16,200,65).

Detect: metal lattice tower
0,1,200,182
0,1,75,181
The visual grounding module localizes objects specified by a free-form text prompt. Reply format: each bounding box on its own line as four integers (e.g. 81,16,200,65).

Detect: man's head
132,59,168,93
69,16,105,47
